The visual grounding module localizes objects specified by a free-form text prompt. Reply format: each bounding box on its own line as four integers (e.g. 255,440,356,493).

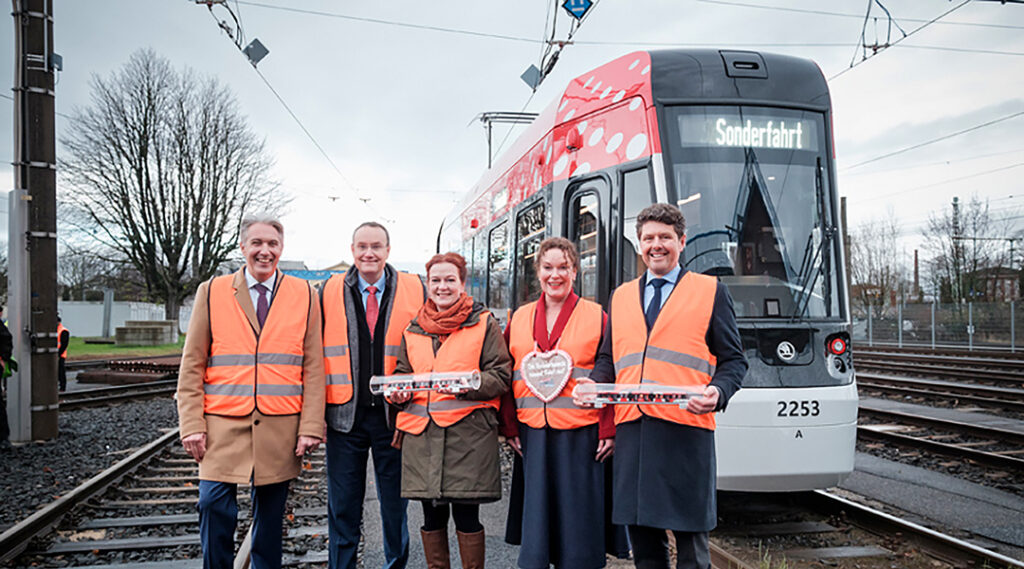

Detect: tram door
565,177,610,304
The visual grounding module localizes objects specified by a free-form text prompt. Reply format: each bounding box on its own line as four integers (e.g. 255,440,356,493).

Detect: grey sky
3,0,1022,272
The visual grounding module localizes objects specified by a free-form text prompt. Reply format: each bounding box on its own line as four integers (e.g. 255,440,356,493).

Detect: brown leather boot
456,529,485,569
421,528,450,569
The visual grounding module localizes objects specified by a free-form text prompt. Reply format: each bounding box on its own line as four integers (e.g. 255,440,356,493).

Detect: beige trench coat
176,269,325,486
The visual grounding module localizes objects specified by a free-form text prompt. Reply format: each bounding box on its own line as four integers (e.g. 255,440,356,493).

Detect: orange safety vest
396,312,499,435
321,271,424,405
203,273,311,417
57,323,69,359
509,298,602,429
610,271,718,430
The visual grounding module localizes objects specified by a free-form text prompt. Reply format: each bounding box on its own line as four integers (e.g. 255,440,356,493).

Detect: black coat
591,272,747,531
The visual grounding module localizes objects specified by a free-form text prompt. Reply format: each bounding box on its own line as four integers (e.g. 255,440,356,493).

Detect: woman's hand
596,438,614,462
573,377,595,407
388,390,412,404
507,436,522,457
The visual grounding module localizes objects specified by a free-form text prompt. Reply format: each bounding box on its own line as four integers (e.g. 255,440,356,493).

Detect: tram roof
444,49,829,234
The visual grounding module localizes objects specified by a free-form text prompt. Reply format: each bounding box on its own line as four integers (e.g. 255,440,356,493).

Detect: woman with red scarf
389,252,511,569
502,237,619,569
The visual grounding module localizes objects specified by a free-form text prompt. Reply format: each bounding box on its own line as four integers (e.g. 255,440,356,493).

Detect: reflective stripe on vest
509,299,602,429
57,323,69,359
204,273,310,416
610,272,718,430
395,312,498,435
321,271,424,405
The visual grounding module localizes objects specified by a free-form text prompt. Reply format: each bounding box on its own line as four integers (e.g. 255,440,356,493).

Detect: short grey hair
240,213,284,242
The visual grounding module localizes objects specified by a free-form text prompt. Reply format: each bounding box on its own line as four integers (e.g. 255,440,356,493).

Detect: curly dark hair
533,237,580,273
635,203,686,239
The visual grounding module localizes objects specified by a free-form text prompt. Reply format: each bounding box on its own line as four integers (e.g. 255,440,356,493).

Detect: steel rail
801,490,1024,569
858,426,1024,472
858,404,1024,445
856,344,1024,359
0,429,180,563
59,385,178,409
856,360,1024,385
855,352,1024,370
857,373,1024,412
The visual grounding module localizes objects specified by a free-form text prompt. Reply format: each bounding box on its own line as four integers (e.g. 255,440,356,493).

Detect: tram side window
470,232,487,301
515,203,546,306
487,220,511,311
572,193,600,301
621,168,654,283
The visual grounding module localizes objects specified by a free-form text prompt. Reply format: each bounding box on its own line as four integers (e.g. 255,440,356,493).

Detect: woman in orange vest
501,237,622,569
388,252,511,569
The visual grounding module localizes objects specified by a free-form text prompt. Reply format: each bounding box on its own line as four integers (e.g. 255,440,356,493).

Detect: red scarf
417,292,474,338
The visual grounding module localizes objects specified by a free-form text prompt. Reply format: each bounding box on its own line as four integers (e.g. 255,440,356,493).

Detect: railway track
59,380,178,409
858,401,1024,473
857,372,1024,413
716,489,1023,568
0,429,327,568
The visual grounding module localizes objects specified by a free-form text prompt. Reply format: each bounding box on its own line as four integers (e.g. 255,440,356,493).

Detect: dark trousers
57,358,66,391
627,525,710,569
198,479,290,569
326,407,409,569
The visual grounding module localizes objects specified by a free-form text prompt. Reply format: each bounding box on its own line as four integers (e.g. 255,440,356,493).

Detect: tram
438,50,857,492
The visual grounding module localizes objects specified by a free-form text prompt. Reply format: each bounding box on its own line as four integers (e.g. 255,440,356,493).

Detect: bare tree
60,49,280,320
58,241,107,301
921,195,1015,303
850,211,907,315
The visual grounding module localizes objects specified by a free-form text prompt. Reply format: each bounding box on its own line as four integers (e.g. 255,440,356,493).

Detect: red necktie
365,285,379,338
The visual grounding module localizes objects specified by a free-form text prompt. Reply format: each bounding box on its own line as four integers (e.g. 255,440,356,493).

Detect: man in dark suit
321,222,424,569
584,203,747,569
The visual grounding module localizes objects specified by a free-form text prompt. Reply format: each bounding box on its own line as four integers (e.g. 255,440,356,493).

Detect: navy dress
503,294,625,569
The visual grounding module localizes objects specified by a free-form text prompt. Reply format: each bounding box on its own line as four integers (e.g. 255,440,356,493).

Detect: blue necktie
645,278,668,331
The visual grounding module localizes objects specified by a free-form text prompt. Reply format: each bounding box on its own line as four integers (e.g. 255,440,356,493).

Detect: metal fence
852,301,1024,351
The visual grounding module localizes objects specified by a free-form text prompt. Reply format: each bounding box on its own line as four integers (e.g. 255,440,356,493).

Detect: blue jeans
327,407,409,569
198,479,290,569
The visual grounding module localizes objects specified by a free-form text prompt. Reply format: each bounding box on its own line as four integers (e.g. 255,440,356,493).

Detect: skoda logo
776,341,797,362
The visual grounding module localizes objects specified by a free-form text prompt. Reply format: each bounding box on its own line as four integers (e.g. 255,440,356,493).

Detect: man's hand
572,377,596,408
295,435,321,457
687,385,720,415
182,433,207,462
595,438,614,462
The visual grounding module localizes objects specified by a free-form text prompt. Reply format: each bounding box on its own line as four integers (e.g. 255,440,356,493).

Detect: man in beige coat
177,214,325,569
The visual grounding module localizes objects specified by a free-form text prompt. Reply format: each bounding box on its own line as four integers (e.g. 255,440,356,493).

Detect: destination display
677,111,819,151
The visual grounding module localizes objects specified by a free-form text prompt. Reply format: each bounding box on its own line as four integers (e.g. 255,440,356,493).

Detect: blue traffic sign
562,0,593,20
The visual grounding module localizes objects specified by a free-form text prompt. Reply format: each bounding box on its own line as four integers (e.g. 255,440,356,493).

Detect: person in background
582,203,747,569
176,213,326,569
0,307,13,444
502,237,618,569
388,252,511,569
320,221,423,569
57,316,69,392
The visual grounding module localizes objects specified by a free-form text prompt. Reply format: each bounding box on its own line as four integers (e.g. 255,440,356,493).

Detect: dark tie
255,283,269,328
645,278,669,331
365,285,379,338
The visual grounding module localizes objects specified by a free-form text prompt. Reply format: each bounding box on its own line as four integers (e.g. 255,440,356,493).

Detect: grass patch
67,335,185,361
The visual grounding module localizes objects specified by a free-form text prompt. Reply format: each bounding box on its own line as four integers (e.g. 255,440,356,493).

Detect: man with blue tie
320,222,424,569
583,203,747,569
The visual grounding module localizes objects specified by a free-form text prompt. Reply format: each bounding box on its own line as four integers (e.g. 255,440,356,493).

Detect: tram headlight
825,332,852,381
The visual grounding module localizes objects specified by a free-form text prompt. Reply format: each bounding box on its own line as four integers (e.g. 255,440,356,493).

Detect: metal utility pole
476,112,538,169
8,0,59,442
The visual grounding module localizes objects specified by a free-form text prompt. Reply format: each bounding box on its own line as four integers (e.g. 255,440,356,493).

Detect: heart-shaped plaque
520,348,574,403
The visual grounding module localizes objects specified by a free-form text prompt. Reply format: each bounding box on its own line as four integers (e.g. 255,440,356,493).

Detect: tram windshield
660,105,842,320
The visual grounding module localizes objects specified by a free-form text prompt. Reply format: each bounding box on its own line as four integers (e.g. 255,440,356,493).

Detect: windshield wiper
790,158,834,319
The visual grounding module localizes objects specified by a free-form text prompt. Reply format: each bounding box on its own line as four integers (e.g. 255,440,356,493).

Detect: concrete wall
57,300,194,338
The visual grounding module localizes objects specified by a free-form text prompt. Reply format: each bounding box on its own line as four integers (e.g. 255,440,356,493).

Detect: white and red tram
438,49,857,492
